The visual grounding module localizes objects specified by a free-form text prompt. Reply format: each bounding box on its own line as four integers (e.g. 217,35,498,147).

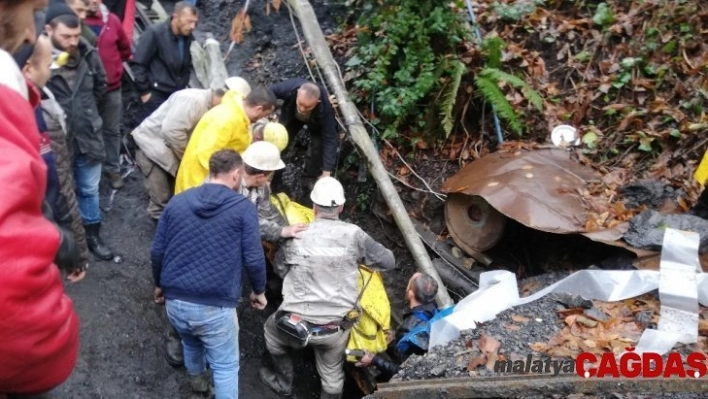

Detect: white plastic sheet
430,228,708,355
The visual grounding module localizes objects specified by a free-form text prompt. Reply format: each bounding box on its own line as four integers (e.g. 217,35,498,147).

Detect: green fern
438,60,467,137
478,68,544,110
481,37,505,69
474,73,523,135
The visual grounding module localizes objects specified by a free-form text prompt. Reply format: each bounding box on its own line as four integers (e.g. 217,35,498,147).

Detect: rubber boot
320,391,342,399
84,223,114,260
164,324,184,367
259,354,293,396
689,188,708,219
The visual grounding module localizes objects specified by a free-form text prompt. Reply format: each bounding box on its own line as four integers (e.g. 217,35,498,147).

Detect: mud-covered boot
320,391,342,399
84,223,114,260
164,325,184,367
189,371,210,394
259,354,293,396
689,188,708,219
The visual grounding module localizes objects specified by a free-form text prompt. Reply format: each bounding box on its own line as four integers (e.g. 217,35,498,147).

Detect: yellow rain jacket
695,150,708,186
269,193,391,362
174,89,252,194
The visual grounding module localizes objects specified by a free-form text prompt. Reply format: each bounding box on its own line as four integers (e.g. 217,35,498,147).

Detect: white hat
310,177,346,207
242,141,286,171
225,76,251,97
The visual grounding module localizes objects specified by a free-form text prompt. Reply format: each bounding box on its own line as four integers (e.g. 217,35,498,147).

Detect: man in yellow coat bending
175,86,277,194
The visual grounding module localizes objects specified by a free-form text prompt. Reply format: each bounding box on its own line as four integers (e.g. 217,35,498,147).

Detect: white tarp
430,228,708,355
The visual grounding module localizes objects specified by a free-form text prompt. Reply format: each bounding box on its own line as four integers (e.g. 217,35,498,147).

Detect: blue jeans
166,299,239,399
73,154,102,224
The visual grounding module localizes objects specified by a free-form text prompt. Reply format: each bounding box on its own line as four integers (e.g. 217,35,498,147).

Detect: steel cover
445,194,507,252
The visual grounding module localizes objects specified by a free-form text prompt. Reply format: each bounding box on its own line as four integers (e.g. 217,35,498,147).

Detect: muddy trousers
263,313,350,395
135,150,174,220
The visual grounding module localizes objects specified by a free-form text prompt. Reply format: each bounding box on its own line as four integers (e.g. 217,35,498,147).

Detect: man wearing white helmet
132,87,226,221
260,177,395,399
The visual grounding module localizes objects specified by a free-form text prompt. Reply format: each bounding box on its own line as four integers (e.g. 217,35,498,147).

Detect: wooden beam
286,0,454,308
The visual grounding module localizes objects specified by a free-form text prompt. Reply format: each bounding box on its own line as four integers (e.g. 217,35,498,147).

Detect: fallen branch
286,0,454,308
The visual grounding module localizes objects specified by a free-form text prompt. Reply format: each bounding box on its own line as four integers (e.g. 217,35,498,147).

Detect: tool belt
276,311,356,347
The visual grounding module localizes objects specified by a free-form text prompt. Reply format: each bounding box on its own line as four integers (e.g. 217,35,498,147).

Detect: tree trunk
286,0,454,308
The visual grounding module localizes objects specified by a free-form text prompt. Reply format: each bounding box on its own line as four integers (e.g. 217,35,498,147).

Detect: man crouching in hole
259,177,396,399
151,149,268,399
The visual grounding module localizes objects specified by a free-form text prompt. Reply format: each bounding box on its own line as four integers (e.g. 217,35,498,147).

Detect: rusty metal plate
442,148,599,235
445,194,507,252
440,148,661,266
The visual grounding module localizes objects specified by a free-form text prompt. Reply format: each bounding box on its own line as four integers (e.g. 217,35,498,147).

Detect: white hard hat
310,177,346,207
263,122,289,152
242,141,286,171
225,76,251,97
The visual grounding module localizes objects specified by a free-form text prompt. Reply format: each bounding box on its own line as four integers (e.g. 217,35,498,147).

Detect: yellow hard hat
263,122,289,152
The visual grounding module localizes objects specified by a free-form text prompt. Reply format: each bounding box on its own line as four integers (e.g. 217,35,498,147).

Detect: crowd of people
0,0,444,398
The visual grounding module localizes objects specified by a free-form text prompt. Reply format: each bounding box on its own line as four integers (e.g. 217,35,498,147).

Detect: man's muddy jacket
46,40,107,162
132,88,213,176
273,218,395,325
0,49,79,395
237,180,285,243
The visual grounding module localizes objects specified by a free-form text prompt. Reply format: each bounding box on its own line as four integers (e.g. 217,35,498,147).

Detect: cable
463,0,504,143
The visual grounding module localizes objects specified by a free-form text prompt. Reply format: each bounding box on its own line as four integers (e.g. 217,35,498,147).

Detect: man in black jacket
45,6,114,261
269,78,340,181
355,272,439,381
131,1,197,126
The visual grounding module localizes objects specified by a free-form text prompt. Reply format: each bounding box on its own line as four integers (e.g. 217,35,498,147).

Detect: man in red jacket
86,0,132,189
0,0,80,395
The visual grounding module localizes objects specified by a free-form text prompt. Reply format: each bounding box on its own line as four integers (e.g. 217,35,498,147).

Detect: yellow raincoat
174,89,252,194
695,150,708,186
269,193,391,362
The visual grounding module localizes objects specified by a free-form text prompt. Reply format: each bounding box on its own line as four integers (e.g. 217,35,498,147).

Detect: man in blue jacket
151,149,268,399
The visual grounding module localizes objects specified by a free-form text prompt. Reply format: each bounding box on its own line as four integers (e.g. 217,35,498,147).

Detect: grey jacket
273,218,395,325
132,88,213,175
237,181,286,242
46,40,107,162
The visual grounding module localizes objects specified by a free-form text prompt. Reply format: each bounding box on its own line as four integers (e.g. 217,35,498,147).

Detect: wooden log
286,0,454,308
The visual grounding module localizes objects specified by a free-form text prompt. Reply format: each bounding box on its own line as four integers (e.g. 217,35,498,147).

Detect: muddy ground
51,1,417,398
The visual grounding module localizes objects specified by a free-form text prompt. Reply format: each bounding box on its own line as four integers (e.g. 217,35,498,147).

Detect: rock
623,210,708,253
575,316,598,328
554,293,593,309
583,308,609,322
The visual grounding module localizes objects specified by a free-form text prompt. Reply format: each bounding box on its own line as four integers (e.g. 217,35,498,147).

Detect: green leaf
592,3,615,27
583,132,598,149
662,41,676,54
669,129,681,138
638,137,654,152
474,74,522,135
345,56,363,67
575,51,591,62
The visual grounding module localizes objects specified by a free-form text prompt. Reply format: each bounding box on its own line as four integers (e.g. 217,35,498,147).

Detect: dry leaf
529,342,548,352
505,323,522,331
467,355,487,371
511,314,531,323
